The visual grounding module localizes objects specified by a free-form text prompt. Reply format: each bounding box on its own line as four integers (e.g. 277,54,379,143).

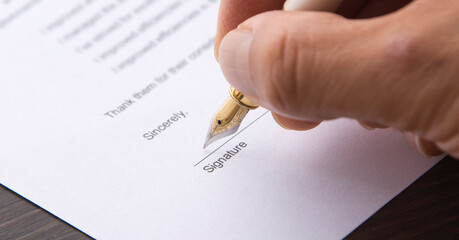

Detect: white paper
0,1,440,239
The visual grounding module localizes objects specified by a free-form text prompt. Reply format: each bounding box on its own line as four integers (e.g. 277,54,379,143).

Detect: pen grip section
229,86,258,110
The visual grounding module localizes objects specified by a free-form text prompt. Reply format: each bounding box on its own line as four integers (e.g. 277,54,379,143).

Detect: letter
150,83,156,90
177,111,186,118
223,154,232,159
118,104,127,111
203,166,214,173
239,142,247,148
133,92,142,99
104,110,119,118
143,132,154,140
213,162,223,168
228,150,238,155
126,99,135,105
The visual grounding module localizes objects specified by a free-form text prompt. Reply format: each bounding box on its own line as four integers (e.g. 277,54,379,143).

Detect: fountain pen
203,0,344,148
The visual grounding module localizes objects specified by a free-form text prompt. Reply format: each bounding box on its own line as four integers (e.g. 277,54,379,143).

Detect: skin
215,0,459,158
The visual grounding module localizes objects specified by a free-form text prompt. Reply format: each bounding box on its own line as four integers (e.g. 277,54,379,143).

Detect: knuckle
254,15,315,115
265,32,301,113
380,32,458,133
382,34,421,65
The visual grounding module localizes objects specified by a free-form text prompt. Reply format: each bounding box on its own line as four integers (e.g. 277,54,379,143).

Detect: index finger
215,0,285,58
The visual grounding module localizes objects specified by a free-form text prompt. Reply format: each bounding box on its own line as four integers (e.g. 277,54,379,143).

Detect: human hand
215,0,459,158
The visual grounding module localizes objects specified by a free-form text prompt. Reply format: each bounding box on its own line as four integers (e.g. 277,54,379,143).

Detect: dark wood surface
345,156,459,239
1,157,457,240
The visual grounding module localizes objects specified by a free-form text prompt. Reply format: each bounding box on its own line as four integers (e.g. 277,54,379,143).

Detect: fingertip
404,132,443,158
358,120,389,130
272,113,321,131
415,134,444,158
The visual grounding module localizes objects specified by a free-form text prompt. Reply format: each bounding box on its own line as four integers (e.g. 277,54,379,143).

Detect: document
0,0,440,239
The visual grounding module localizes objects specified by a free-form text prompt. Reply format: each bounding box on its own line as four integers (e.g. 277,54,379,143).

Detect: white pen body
283,0,344,12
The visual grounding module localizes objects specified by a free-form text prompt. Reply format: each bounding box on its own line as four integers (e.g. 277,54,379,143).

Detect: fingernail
415,134,433,158
272,113,294,130
404,132,433,158
218,29,256,96
358,120,375,130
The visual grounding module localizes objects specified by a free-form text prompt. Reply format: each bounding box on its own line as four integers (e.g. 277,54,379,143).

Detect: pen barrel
229,87,258,110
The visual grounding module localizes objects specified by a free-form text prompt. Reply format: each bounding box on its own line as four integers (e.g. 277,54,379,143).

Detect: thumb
218,10,392,123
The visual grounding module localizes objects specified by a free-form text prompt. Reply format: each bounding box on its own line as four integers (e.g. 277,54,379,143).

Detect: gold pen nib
203,99,248,149
203,87,258,149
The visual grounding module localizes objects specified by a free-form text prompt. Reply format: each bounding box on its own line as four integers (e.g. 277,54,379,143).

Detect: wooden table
1,156,457,239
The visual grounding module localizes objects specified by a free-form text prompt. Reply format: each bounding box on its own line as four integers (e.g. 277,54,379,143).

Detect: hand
215,0,459,158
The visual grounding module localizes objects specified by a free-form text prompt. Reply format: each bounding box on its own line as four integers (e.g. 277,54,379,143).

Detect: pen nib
203,121,239,149
203,97,249,149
